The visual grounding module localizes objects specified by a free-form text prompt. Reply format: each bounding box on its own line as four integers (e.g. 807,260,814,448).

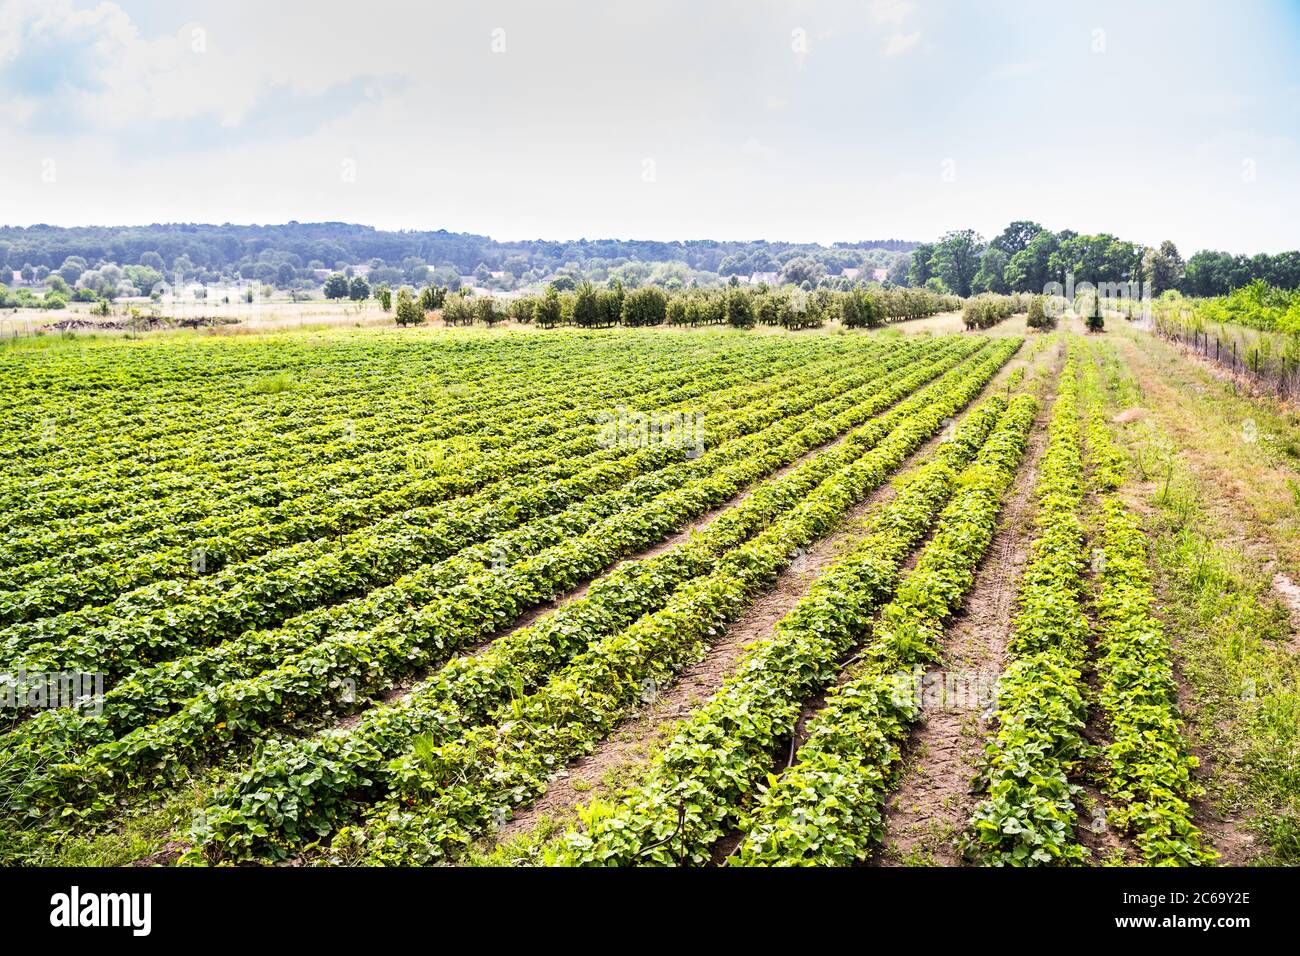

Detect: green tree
418,285,447,311
394,287,424,326
780,256,824,286
973,247,1009,294
324,273,351,299
907,243,936,288
990,220,1044,257
348,276,370,300
535,287,562,327
931,230,984,297
1025,295,1054,330
1142,240,1184,295
725,288,755,328
622,286,667,327
1003,230,1059,293
58,256,87,285
572,281,601,328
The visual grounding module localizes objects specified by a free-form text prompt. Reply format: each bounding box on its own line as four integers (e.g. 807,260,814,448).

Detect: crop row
0,340,956,682
321,341,1020,865
2,329,775,470
182,346,1016,862
4,335,828,539
730,394,1037,865
0,339,760,551
967,349,1091,865
3,340,941,752
1080,354,1212,865
4,333,635,492
8,341,992,821
546,393,1034,865
0,347,862,617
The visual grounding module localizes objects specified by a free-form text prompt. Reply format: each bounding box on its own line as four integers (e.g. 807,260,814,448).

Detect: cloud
884,31,921,56
870,0,916,25
0,0,395,144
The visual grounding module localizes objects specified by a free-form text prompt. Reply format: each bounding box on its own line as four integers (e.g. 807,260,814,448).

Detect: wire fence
1152,319,1300,402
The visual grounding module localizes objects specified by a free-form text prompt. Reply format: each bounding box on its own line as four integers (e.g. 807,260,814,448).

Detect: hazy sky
2,0,1298,252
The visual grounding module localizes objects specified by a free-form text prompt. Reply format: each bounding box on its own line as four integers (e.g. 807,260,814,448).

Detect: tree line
904,221,1300,299
0,223,913,294
387,282,960,331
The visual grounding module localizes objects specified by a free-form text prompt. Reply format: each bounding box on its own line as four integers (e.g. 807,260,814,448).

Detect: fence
1152,319,1300,402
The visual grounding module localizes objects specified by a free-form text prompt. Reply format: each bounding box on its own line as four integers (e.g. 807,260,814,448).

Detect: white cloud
0,0,384,134
884,31,921,56
870,0,916,26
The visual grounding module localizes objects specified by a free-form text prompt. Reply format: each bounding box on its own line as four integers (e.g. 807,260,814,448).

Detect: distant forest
3,222,1295,305
0,222,914,291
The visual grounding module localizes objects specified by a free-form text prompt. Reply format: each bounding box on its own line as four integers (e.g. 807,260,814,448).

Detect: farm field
0,321,1296,869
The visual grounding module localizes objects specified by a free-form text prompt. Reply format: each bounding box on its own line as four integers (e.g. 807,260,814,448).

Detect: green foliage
621,286,667,327
1025,294,1054,330
323,273,351,300
968,349,1091,865
962,293,1025,330
393,287,424,326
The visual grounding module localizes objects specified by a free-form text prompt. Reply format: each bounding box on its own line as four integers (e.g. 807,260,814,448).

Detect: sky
1,0,1298,253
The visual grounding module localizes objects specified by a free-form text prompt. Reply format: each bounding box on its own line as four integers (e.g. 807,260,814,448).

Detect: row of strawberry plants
3,342,935,753
185,348,1015,862
3,333,646,507
966,348,1091,865
3,328,762,476
546,392,1035,865
730,394,1037,865
9,341,989,820
4,335,826,549
333,341,1022,865
0,346,859,615
1,343,839,579
0,341,954,677
1080,352,1213,865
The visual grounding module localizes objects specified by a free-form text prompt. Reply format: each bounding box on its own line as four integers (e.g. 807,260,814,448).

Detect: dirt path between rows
871,346,1060,866
484,341,1044,853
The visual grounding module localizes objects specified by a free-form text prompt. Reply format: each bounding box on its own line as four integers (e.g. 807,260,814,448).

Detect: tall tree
1142,240,1184,295
990,220,1044,257
907,242,936,288
973,247,1009,294
932,230,984,297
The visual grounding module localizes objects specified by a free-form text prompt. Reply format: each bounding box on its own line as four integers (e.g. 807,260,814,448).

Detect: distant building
749,271,780,286
841,267,862,281
872,268,888,282
312,268,331,280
